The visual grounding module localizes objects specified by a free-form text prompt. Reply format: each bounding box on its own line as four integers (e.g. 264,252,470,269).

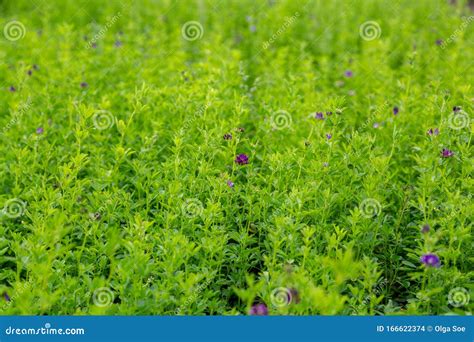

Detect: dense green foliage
0,0,472,315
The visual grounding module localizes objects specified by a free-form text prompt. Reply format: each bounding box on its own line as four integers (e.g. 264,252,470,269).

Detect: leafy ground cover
0,0,472,315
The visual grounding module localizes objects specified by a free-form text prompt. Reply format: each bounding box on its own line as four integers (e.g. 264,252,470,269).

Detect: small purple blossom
91,43,97,49
249,303,268,316
289,288,300,304
226,180,234,188
441,148,454,158
235,153,249,165
326,133,332,140
344,70,353,78
3,292,10,302
236,127,245,133
27,70,33,76
427,128,439,136
36,127,44,134
393,106,399,115
9,86,16,92
453,106,461,112
315,112,324,120
80,82,88,88
435,39,443,46
420,253,440,268
114,40,123,47
373,122,380,128
249,25,257,32
223,133,232,140
421,224,430,234
32,64,39,70
326,111,333,116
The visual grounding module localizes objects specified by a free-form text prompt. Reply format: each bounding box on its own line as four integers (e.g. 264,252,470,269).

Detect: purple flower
441,148,454,158
227,180,234,188
91,43,97,49
235,154,249,165
393,106,399,115
249,25,257,32
427,128,439,136
27,70,32,76
236,127,245,133
326,133,332,140
114,40,123,47
9,86,16,92
80,82,88,88
315,112,324,120
344,70,353,77
453,106,461,112
326,111,333,116
421,224,430,234
33,64,39,70
289,288,300,304
249,303,268,316
373,122,380,128
3,292,10,302
420,253,440,268
435,39,443,46
223,133,232,140
36,127,44,134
